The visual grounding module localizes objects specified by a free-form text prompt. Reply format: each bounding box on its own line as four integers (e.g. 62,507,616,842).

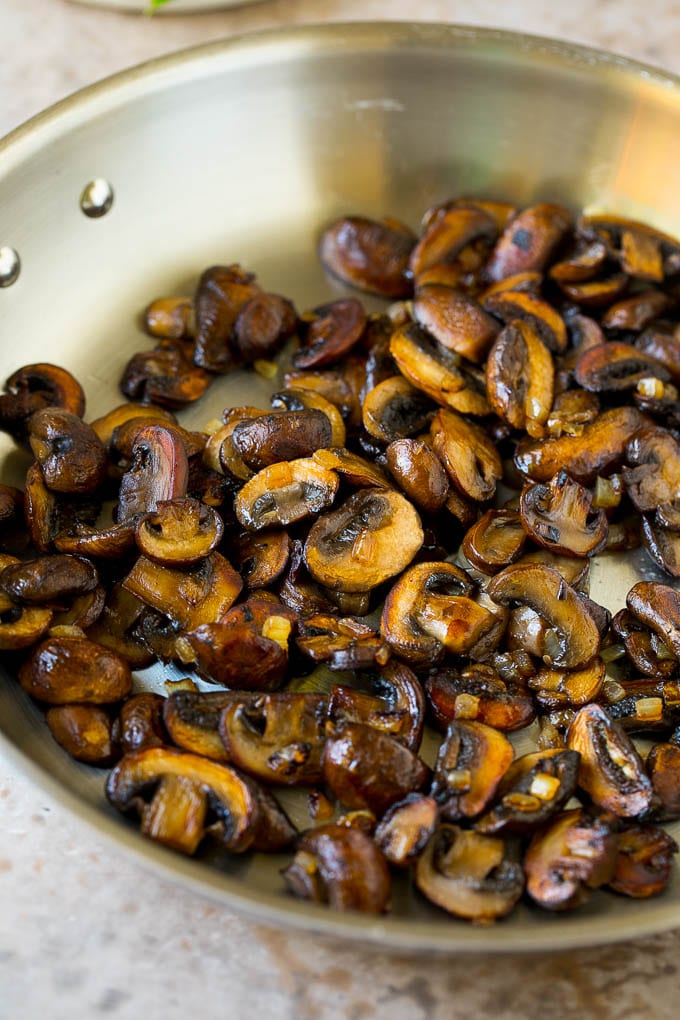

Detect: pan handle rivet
0,247,20,288
80,178,114,218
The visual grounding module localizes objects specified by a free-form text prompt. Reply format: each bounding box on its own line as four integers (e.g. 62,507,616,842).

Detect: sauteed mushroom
462,509,527,574
120,341,212,408
608,825,678,898
426,666,535,733
116,424,189,523
385,438,449,513
623,427,680,513
374,793,439,867
327,659,425,751
485,203,572,281
413,285,500,364
115,693,166,755
520,471,608,557
122,552,242,631
362,376,436,443
193,264,261,372
19,635,132,704
485,320,554,437
475,749,580,836
0,553,98,605
627,582,680,661
135,498,223,566
409,204,498,279
294,299,367,370
235,458,338,531
430,408,502,502
574,342,669,392
271,387,346,448
163,690,258,761
391,323,491,416
524,808,618,910
0,363,85,443
232,411,333,470
319,215,415,298
46,705,118,766
28,409,107,495
144,296,194,340
429,720,514,821
234,292,297,364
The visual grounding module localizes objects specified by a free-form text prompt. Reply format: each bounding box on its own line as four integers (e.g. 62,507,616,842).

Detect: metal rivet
0,246,21,288
80,178,114,218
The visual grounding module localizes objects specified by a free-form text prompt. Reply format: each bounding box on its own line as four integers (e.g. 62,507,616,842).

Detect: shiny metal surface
1,22,679,951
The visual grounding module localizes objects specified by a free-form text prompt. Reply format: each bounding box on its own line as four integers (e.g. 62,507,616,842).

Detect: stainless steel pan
1,22,679,951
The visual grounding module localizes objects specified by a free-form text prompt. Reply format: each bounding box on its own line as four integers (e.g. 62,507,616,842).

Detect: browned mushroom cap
511,548,590,589
636,329,680,384
120,341,212,408
304,488,423,594
271,387,346,448
235,458,338,532
232,411,332,471
556,272,629,308
601,290,672,331
627,582,680,661
122,552,242,631
46,704,118,765
0,363,86,442
84,582,154,669
529,658,606,711
106,747,295,854
605,680,675,735
385,438,449,513
580,213,680,268
193,264,260,372
475,749,580,836
485,319,555,438
549,236,609,282
430,408,502,502
641,515,680,577
323,720,429,816
566,704,652,817
135,498,223,567
328,660,425,752
646,742,680,820
111,417,205,467
545,390,601,440
19,635,131,704
283,363,364,430
0,553,98,605
415,824,524,921
380,561,496,667
520,470,608,558
293,299,367,370
485,203,573,281
0,575,52,650
390,323,491,415
514,406,649,484
412,285,500,364
487,563,601,669
90,401,178,448
623,427,680,513
429,720,513,822
374,793,439,867
611,608,676,679
163,690,259,761
296,614,387,671
608,825,678,898
54,521,137,560
219,693,327,786
362,376,436,443
233,529,290,590
144,296,194,340
409,205,498,279
574,342,669,393
234,292,297,363
483,290,567,354
319,216,415,298
462,510,527,575
27,408,107,496
524,808,618,910
116,424,189,524
426,666,535,733
282,823,391,913
115,693,166,755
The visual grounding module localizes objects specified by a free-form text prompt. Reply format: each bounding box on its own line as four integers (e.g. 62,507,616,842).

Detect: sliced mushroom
54,520,137,560
232,411,332,471
112,417,205,466
412,285,500,363
362,375,436,443
610,609,677,680
385,438,449,513
193,264,261,372
85,582,154,669
235,458,338,532
524,808,618,910
46,704,118,765
313,447,391,490
120,341,212,408
271,387,346,448
627,582,680,661
374,793,439,867
520,470,608,558
304,488,423,594
282,823,390,913
296,614,388,671
426,666,535,733
485,203,573,281
27,409,107,495
163,690,259,761
430,408,502,502
0,363,85,443
608,825,678,898
601,290,672,331
319,215,415,298
475,749,580,836
556,271,629,309
483,291,567,354
511,548,590,589
485,320,554,437
574,342,669,393
234,292,297,363
545,390,601,440
19,634,132,704
462,509,527,575
135,498,223,567
293,299,367,370
429,720,514,821
410,205,498,279
233,528,290,589
528,658,606,710
144,296,194,340
549,237,609,282
115,693,166,755
635,328,680,384
415,825,524,921
0,573,52,649
641,514,680,577
646,742,680,820
327,659,425,751
89,402,178,451
623,427,680,513
390,323,490,416
282,363,364,430
122,552,242,631
605,681,674,735
0,553,98,605
116,424,189,524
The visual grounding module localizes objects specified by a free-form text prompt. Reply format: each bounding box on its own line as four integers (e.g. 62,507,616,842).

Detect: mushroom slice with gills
646,742,680,820
271,387,346,448
482,291,568,354
54,520,137,560
19,634,131,704
623,427,680,513
116,424,189,524
282,823,390,913
374,793,439,867
293,298,367,370
233,528,290,589
232,410,333,472
409,204,498,279
322,720,430,816
234,291,297,364
193,264,261,372
462,509,527,575
545,390,601,440
415,825,524,921
120,340,212,408
0,553,98,605
0,563,52,650
46,704,118,766
519,470,608,558
512,548,590,590
23,463,101,555
111,417,205,467
390,323,491,415
608,825,678,898
556,272,629,308
524,807,618,911
85,582,154,669
601,289,672,331
90,402,178,452
627,582,680,661
186,614,289,691
163,690,259,761
318,215,415,298
514,406,648,484
282,364,364,431
528,658,606,711
235,458,338,532
28,408,108,495
566,703,653,818
426,665,535,733
412,285,500,364
276,537,337,617
604,680,675,735
361,376,436,443
475,749,580,837
484,320,554,438
121,552,242,631
429,719,514,822
134,498,223,567
219,693,327,786
0,362,86,443
619,227,665,281
479,270,543,300
115,692,166,755
485,202,573,281
312,447,391,490
610,609,677,681
144,296,194,340
327,659,425,752
641,515,680,577
430,408,502,502
549,237,609,282
635,328,680,384
50,584,106,630
296,614,388,672
385,438,449,513
202,405,264,479
304,487,423,594
106,747,295,854
487,563,601,669
574,342,670,394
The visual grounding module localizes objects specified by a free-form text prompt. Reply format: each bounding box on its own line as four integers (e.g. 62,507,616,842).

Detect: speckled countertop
2,2,680,1018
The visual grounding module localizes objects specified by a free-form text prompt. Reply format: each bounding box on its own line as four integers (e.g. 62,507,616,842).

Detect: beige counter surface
2,2,680,1018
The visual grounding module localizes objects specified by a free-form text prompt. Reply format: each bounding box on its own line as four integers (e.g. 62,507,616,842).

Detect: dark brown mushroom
0,363,85,443
234,292,297,363
528,658,606,710
627,582,680,661
374,793,439,867
601,290,672,331
319,215,415,298
524,808,618,910
232,411,333,471
122,552,242,631
462,509,527,575
312,447,391,490
385,438,449,513
89,402,178,451
116,424,189,524
193,264,261,372
549,237,609,282
426,665,535,733
605,681,674,735
327,659,425,752
85,582,154,669
483,290,567,354
232,528,290,589
623,427,680,513
574,342,669,392
412,285,500,364
545,390,601,439
0,484,28,554
635,328,680,384
556,271,629,308
293,299,367,370
608,825,678,898
475,749,580,836
19,634,132,704
0,572,52,649
27,408,107,496
0,553,98,605
135,498,223,567
520,470,608,558
390,323,490,415
271,387,346,448
429,720,514,821
296,614,388,671
235,458,338,531
610,609,677,680
641,514,680,577
485,203,573,281
410,204,498,279
485,320,555,438
54,521,137,560
362,376,436,443
163,690,258,761
430,407,502,502
120,341,212,408
46,704,118,766
646,742,680,819
282,363,364,430
115,693,166,755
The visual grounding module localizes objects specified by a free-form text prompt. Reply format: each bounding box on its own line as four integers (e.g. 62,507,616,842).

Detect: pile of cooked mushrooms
1,197,680,923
